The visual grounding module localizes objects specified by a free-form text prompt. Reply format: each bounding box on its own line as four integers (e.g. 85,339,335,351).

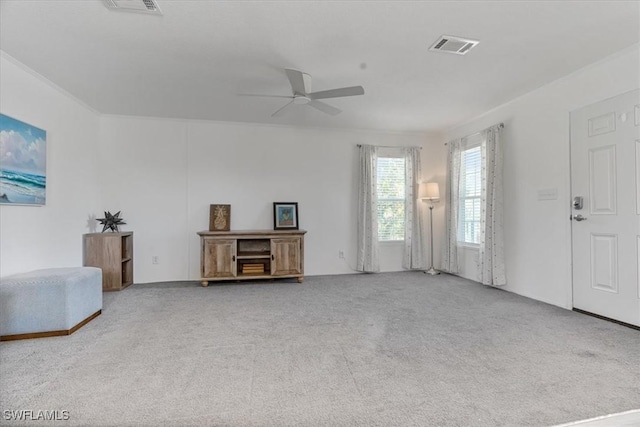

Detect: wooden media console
197,229,306,286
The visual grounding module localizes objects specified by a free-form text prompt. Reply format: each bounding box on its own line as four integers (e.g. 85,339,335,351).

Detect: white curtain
402,147,426,270
357,144,380,272
441,138,462,274
478,125,506,286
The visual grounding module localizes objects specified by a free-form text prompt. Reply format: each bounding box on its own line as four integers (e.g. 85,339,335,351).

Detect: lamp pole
419,182,440,275
425,201,439,275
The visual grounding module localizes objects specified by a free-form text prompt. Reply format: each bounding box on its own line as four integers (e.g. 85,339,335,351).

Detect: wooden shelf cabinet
197,230,306,286
83,232,133,291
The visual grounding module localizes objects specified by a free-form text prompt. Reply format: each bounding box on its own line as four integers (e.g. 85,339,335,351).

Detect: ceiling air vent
103,0,163,15
429,35,479,55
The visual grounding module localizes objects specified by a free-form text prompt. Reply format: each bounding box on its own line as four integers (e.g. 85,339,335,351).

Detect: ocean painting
0,114,47,205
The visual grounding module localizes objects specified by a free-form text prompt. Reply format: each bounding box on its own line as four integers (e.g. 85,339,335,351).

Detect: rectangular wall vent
103,0,163,15
429,35,479,55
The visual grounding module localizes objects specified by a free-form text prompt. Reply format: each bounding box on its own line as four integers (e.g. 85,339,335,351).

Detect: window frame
376,148,406,243
457,134,483,248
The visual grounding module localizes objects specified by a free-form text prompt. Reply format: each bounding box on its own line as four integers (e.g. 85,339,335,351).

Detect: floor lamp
420,182,440,275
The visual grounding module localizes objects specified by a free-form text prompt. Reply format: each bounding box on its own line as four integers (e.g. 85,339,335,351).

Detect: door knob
572,214,587,221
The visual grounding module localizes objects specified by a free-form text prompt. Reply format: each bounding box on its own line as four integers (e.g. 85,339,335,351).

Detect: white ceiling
1,1,639,133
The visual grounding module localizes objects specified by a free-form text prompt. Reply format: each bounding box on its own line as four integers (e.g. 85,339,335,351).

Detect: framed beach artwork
273,202,299,230
0,114,47,205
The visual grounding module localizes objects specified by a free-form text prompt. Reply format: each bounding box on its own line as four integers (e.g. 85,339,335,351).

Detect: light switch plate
538,188,558,201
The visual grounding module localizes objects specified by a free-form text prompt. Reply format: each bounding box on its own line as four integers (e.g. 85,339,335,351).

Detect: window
377,156,405,241
458,144,481,245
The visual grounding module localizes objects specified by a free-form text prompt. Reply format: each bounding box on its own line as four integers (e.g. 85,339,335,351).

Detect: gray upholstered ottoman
0,267,102,341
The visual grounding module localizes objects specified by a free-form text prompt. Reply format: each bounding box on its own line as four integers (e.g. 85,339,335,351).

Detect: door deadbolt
572,196,583,210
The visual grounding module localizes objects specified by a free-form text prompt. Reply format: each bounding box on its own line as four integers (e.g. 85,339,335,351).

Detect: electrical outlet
338,250,345,259
152,256,159,265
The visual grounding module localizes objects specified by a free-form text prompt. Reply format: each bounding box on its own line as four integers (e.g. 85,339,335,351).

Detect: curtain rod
444,122,504,145
356,144,422,149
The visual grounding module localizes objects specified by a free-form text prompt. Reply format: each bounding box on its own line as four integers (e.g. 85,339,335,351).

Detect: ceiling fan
241,69,365,117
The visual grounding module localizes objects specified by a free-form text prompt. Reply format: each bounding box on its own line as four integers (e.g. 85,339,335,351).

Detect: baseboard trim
572,308,640,331
0,310,102,341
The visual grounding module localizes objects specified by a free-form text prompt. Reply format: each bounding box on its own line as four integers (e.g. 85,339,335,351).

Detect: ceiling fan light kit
293,96,311,105
243,68,365,117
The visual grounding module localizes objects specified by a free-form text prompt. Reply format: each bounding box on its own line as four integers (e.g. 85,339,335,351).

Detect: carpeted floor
1,272,638,426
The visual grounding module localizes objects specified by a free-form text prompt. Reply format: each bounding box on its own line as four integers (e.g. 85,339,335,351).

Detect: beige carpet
1,272,638,426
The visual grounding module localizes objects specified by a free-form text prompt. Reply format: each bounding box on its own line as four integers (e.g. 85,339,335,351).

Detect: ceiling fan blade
271,100,295,117
309,86,364,100
285,69,310,95
308,100,341,116
238,93,293,99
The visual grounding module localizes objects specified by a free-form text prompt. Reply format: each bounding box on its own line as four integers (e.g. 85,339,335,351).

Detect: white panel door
570,89,640,327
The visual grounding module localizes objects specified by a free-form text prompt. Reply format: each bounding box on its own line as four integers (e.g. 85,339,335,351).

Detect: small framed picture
273,202,299,230
209,204,231,231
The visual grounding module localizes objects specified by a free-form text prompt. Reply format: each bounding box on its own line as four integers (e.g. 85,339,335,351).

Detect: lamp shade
419,182,440,200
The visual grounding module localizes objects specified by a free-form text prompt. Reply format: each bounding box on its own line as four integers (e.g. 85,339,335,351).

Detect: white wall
0,54,101,277
98,116,189,283
0,51,444,283
447,45,640,308
100,116,443,283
